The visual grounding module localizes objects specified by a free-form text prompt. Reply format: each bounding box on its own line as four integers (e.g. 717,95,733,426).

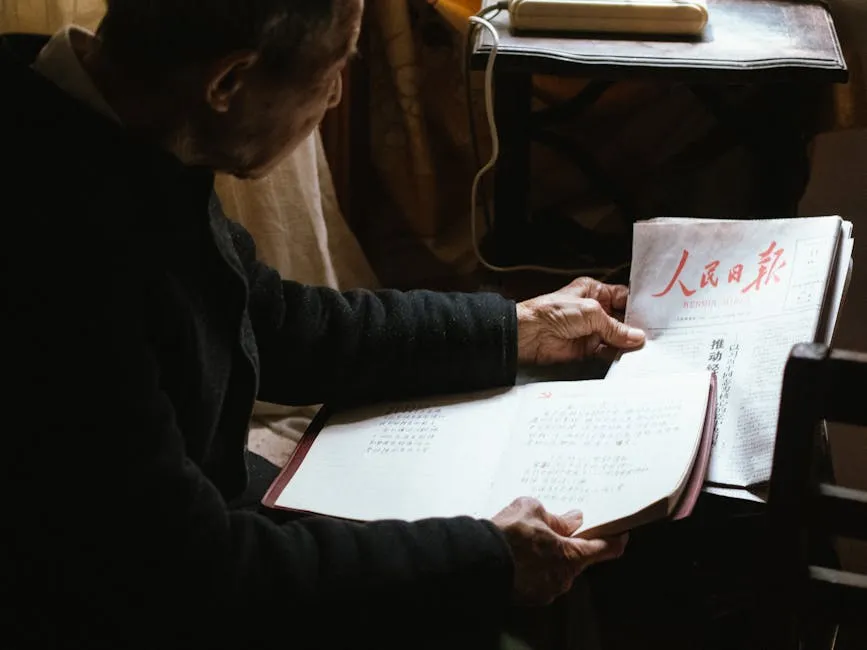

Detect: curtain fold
1,0,104,32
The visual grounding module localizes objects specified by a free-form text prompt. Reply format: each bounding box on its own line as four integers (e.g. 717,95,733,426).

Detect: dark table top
472,0,847,83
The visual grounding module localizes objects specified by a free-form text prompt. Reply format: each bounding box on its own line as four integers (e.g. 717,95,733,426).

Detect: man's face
192,1,363,179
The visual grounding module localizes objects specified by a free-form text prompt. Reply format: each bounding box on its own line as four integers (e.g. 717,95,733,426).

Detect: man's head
90,0,363,178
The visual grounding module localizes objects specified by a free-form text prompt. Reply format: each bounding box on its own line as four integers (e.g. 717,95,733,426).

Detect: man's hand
516,277,645,365
492,497,628,607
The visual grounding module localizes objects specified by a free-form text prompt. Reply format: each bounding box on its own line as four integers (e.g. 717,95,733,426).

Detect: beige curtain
215,133,379,468
2,0,379,468
1,0,104,32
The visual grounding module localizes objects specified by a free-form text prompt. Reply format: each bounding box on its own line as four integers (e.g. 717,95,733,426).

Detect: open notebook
264,371,716,539
608,216,854,495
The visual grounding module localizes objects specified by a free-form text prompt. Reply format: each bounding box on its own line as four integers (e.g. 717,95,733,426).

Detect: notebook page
609,217,842,487
274,388,518,521
484,372,711,535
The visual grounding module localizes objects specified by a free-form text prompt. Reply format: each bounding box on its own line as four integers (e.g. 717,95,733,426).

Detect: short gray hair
97,0,358,84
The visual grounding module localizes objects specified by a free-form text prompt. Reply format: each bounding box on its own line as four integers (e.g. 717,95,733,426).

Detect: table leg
489,70,533,264
688,84,818,216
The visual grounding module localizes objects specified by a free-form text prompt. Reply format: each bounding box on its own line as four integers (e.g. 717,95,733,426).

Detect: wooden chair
765,343,867,650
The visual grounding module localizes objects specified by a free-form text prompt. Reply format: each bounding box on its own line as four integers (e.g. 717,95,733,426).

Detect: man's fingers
545,509,584,536
565,277,593,295
565,533,629,567
592,309,644,348
608,284,630,312
593,344,621,363
603,533,629,559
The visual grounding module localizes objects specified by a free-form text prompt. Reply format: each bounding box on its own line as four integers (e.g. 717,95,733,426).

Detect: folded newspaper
608,216,854,499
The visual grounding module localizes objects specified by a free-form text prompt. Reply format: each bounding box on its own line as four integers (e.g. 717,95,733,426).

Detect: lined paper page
485,372,711,534
274,388,518,521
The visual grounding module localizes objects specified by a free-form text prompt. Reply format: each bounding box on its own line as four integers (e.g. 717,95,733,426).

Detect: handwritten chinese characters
653,241,787,298
365,405,445,456
524,399,683,449
519,455,649,504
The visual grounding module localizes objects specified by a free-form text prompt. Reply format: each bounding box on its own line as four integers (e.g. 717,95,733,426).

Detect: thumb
546,509,584,537
564,534,628,568
596,312,644,349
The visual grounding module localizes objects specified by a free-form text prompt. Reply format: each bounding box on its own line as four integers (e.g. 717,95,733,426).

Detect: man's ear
205,51,259,113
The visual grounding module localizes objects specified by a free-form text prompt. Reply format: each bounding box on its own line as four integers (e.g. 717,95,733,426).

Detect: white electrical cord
467,14,629,280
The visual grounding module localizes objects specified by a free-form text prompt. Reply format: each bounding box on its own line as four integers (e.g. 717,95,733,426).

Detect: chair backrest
766,343,867,649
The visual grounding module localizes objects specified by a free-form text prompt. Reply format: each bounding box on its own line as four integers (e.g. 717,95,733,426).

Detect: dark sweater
1,34,518,649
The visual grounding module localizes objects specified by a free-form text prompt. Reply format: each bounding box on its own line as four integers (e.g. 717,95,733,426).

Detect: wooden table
471,0,848,272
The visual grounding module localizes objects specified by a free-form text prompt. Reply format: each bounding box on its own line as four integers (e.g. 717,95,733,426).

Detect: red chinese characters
728,264,744,284
652,242,787,298
741,241,787,293
652,250,695,297
701,261,720,288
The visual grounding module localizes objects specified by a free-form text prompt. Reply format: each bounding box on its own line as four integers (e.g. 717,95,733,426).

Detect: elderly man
1,1,645,648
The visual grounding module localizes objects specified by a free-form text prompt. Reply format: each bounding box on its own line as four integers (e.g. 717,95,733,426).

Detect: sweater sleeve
227,221,519,407
5,237,514,650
